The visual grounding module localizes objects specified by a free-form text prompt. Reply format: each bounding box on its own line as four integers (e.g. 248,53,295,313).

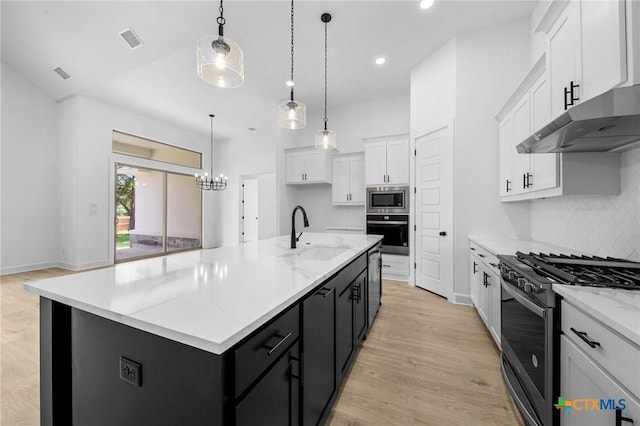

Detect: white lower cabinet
560,336,640,426
380,254,409,279
469,242,500,348
560,299,640,426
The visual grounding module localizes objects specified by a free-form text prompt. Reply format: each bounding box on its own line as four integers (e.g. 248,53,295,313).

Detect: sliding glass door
115,164,201,262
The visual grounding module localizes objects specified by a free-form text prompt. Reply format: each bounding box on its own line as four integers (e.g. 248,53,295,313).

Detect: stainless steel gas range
498,252,640,426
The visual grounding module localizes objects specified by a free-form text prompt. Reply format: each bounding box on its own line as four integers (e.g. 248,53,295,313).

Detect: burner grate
515,252,640,290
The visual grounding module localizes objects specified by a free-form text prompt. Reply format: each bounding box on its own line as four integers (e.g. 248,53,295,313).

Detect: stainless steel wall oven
366,215,408,255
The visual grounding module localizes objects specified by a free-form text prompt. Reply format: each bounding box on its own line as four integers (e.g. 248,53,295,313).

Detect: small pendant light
197,0,244,88
277,0,307,129
315,13,336,149
196,114,228,191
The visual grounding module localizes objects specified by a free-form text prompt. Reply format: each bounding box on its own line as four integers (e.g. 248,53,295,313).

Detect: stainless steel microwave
366,186,410,214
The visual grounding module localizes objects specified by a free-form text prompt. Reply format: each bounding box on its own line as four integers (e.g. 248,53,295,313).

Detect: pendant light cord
217,0,225,36
290,0,295,101
209,114,215,175
323,19,328,131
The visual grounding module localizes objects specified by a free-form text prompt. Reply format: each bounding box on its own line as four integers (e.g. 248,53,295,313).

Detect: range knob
524,282,541,294
517,277,527,288
508,271,517,280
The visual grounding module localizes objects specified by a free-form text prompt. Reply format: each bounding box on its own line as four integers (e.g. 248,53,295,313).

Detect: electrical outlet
120,357,142,387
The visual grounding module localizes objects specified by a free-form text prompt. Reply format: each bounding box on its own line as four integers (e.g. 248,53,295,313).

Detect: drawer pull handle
264,332,292,355
470,247,476,251
382,264,391,268
489,262,498,268
570,327,601,349
616,409,634,425
478,254,485,258
316,287,333,298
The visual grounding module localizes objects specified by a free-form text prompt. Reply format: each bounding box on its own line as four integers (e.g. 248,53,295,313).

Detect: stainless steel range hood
516,85,640,154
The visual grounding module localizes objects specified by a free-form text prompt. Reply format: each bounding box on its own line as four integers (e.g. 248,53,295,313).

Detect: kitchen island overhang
26,233,383,426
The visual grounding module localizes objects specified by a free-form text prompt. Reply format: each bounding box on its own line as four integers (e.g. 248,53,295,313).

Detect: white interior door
242,179,258,242
414,123,453,299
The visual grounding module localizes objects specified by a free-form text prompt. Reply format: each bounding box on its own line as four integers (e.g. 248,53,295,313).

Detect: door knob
439,231,447,236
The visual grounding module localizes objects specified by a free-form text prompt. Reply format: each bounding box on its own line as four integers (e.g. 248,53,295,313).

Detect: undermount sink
281,245,349,261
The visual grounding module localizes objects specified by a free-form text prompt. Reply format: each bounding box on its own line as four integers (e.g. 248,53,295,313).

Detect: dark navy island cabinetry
33,235,383,426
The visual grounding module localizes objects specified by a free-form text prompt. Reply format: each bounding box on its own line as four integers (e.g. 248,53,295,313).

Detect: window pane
116,166,165,261
112,131,201,169
167,173,202,252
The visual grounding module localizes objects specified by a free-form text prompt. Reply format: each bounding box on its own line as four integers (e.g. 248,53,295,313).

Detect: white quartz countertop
25,233,382,355
553,284,640,346
468,236,583,257
468,236,639,345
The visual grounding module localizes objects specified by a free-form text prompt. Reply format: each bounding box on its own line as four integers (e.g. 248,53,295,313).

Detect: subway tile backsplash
530,148,640,261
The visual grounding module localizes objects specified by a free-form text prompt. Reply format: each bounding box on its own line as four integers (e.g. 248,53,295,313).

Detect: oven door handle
366,220,408,225
501,280,546,319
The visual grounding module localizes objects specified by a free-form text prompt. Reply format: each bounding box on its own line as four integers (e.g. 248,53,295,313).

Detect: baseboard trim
57,260,111,272
1,261,58,276
451,293,472,306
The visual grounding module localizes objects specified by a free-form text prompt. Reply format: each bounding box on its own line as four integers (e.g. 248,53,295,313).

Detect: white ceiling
1,0,536,142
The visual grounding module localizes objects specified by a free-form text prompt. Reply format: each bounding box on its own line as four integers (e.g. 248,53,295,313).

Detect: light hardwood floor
1,270,523,425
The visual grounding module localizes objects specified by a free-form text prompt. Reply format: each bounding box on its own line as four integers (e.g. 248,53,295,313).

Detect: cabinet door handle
506,179,511,193
570,327,601,349
473,261,478,274
523,173,527,189
569,81,580,105
564,86,571,111
616,409,634,426
526,173,533,188
264,332,292,355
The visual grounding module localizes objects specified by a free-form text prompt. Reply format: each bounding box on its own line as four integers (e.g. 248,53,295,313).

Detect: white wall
212,124,277,247
57,95,208,269
410,19,531,301
1,62,59,274
278,94,410,235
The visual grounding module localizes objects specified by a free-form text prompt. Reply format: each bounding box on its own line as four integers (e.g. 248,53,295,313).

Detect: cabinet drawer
562,301,640,397
235,305,300,397
381,254,409,276
469,242,499,268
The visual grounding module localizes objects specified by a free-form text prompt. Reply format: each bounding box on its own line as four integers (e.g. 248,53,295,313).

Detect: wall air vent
119,28,143,50
53,67,70,80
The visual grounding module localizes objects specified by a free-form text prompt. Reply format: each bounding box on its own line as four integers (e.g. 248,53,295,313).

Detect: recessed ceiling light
420,0,435,9
375,57,386,65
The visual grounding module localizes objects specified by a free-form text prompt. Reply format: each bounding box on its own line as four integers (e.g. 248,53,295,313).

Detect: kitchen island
25,233,383,426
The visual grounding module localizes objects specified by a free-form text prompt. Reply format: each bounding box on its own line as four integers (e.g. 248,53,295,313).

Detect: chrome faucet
291,205,310,249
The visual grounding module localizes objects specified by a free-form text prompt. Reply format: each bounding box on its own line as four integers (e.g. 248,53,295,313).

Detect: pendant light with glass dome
197,0,244,88
315,13,336,149
277,0,306,129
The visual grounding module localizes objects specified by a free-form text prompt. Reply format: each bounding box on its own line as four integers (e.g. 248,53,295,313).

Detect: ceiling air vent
53,67,70,80
119,28,143,50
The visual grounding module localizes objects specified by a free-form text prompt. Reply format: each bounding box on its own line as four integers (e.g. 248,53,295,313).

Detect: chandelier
196,114,228,191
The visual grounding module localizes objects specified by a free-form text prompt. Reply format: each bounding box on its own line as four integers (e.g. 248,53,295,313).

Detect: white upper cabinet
364,138,409,186
546,0,627,120
496,58,618,202
332,154,365,205
498,116,515,197
285,147,333,184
